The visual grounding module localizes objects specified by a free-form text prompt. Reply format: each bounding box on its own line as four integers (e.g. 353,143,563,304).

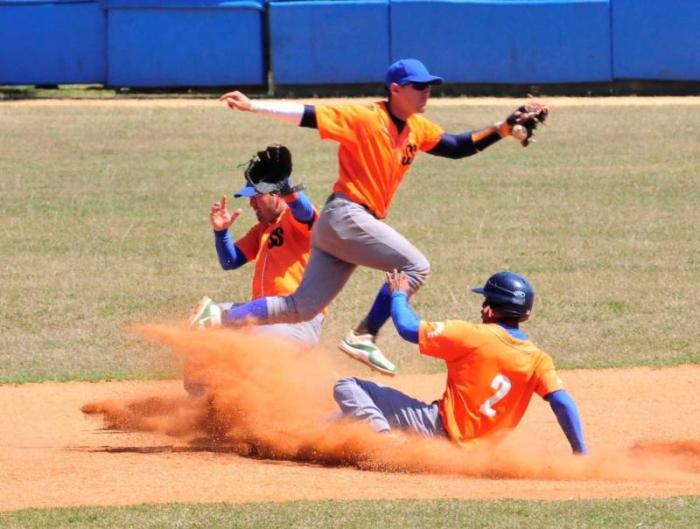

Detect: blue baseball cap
233,181,260,198
385,58,444,87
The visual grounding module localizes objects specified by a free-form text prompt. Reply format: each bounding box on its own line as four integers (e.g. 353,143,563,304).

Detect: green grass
1,101,698,382
2,497,699,529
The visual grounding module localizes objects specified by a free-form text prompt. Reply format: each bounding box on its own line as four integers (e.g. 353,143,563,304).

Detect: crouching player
333,270,587,453
189,144,324,345
186,145,324,396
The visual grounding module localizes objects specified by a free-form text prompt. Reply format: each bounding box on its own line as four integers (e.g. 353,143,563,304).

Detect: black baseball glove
244,144,304,195
505,102,549,147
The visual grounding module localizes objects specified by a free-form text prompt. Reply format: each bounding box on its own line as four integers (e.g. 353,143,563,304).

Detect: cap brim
233,185,259,198
400,75,444,85
471,287,485,295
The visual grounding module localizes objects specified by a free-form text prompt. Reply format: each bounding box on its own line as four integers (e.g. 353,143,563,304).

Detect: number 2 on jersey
479,374,512,418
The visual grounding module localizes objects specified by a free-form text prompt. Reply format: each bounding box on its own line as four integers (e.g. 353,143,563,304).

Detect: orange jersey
419,320,564,446
315,102,444,219
235,206,317,299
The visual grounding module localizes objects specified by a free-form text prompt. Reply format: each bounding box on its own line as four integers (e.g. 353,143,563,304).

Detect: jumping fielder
210,58,548,376
334,270,587,454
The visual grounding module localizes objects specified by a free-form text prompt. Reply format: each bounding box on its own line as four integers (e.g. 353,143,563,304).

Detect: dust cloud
82,324,699,482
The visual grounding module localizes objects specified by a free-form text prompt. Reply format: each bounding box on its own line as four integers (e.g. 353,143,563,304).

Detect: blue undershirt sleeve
428,132,478,159
545,389,588,454
214,229,248,270
286,190,315,225
390,292,420,344
429,127,505,159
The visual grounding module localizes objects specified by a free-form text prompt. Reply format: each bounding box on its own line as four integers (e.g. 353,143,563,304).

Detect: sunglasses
407,82,431,91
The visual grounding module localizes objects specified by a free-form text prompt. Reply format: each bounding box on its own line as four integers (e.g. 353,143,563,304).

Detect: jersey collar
496,323,528,340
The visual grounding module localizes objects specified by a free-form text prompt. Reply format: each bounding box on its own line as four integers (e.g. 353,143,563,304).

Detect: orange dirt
1,326,698,513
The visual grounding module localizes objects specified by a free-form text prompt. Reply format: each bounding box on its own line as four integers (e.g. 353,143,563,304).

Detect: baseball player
334,270,587,454
216,58,548,376
189,145,324,347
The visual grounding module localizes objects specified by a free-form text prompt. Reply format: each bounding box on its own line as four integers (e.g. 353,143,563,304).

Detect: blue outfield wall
0,0,105,85
105,0,266,87
611,0,700,81
390,0,612,84
1,0,700,87
268,0,390,85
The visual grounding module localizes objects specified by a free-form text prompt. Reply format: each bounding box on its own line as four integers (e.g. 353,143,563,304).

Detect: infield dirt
1,326,698,512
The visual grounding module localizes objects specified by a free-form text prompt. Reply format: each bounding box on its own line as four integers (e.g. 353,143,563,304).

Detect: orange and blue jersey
315,102,444,219
214,192,318,299
234,209,315,299
389,291,586,452
418,319,564,446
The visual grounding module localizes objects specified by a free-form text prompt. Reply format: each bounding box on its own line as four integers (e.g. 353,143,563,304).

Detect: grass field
1,99,698,382
1,97,698,526
2,497,699,529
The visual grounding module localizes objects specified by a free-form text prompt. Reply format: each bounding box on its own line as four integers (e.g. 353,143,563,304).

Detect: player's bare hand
219,91,252,111
385,269,411,295
210,195,242,231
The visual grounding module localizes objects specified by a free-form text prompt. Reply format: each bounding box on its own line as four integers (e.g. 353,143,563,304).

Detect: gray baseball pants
264,194,430,323
219,303,324,347
334,377,447,438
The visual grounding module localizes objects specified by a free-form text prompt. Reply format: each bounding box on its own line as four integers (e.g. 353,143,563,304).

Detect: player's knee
405,260,431,292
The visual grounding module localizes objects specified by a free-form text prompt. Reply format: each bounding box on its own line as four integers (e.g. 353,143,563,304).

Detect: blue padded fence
268,0,390,85
611,0,700,81
1,0,699,88
390,0,612,84
105,0,266,87
0,0,105,84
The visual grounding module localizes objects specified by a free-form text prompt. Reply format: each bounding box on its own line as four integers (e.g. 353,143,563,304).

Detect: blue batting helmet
472,271,535,321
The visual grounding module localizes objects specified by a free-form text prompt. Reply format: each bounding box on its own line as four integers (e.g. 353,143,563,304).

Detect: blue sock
364,283,391,336
222,297,269,326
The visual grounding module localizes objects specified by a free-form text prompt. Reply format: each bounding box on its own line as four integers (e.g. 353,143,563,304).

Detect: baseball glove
505,102,549,147
244,144,303,195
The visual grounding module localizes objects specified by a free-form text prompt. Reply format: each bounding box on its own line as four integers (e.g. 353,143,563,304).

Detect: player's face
249,194,284,225
390,82,432,118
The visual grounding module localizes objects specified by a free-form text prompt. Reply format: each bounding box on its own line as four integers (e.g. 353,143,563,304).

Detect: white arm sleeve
250,101,305,126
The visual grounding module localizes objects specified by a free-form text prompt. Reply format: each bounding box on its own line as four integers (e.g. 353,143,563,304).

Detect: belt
326,192,377,218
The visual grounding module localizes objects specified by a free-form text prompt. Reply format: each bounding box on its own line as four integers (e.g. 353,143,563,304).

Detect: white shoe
339,330,396,375
188,296,222,329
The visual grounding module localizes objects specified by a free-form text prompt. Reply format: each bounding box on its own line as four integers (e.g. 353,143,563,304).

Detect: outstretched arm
428,101,549,159
544,389,588,455
386,270,420,344
219,91,317,128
